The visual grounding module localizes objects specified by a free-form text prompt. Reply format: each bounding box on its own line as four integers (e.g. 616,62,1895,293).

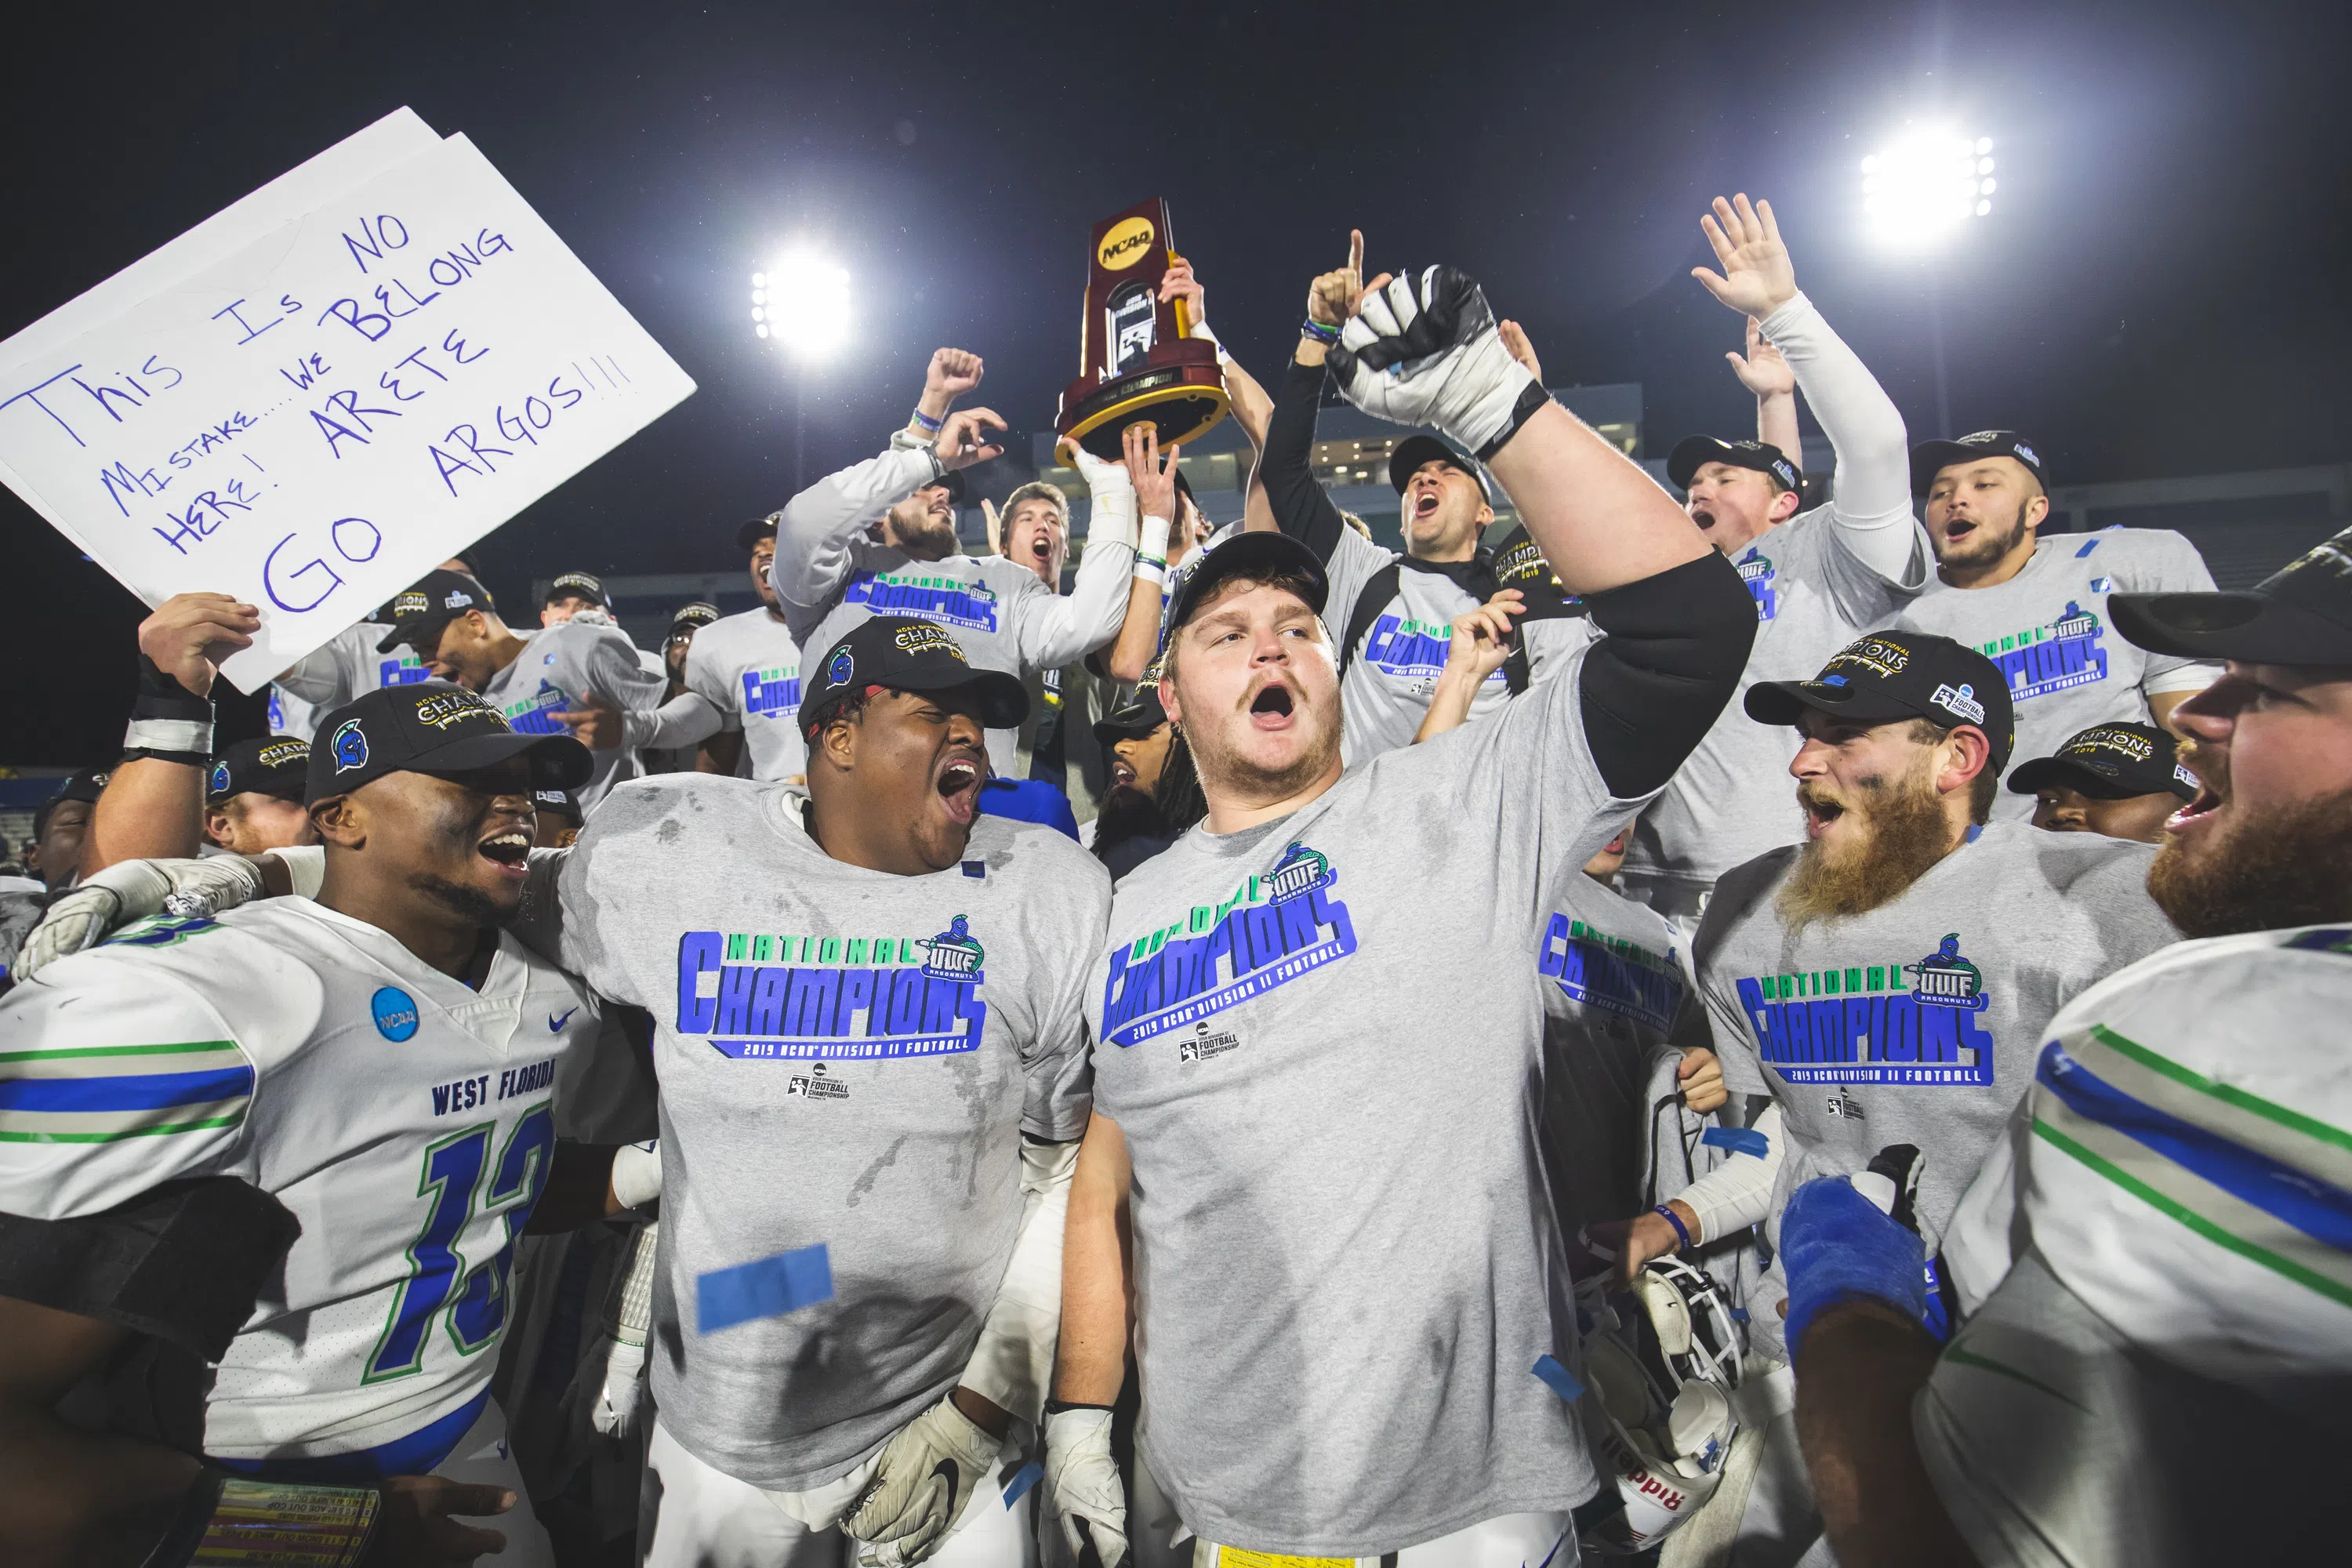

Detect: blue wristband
911,407,944,433
1653,1203,1693,1253
1301,317,1341,346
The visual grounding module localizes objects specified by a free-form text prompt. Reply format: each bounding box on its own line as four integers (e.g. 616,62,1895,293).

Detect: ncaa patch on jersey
372,986,420,1041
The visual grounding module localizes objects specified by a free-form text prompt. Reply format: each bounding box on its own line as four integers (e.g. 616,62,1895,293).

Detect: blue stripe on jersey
213,1388,489,1483
0,1065,255,1113
2037,1040,2352,1250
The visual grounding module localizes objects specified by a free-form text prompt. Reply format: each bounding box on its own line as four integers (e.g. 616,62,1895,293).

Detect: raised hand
555,688,624,751
1498,319,1544,383
1726,315,1795,398
1306,228,1367,328
139,592,260,698
924,347,984,401
1691,194,1797,321
1160,256,1207,332
1123,421,1179,524
1445,589,1524,684
935,408,1007,471
979,495,1003,557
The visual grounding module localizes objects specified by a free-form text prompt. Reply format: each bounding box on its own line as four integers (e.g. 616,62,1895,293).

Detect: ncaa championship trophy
1054,198,1230,459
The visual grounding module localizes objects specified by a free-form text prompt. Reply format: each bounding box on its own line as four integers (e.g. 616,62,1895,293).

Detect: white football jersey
0,898,604,1468
1923,924,2352,1563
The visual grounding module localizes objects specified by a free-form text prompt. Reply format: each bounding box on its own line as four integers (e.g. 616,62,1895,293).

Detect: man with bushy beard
1773,543,2352,1566
1612,630,2178,1563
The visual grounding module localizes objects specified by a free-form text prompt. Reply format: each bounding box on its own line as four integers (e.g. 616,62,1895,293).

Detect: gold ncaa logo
1098,216,1156,270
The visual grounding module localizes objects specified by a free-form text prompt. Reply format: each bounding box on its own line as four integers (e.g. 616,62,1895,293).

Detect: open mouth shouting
1942,514,1980,549
1110,757,1139,789
1689,504,1717,532
1410,487,1442,524
477,822,535,880
934,750,985,826
1248,678,1298,731
1798,786,1847,839
2167,753,2227,839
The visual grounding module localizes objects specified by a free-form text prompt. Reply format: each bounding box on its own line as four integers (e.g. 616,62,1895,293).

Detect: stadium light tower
751,252,852,488
1860,130,1998,249
1860,129,1997,435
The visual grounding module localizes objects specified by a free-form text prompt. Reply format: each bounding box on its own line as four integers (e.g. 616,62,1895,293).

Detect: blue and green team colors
1737,544,1778,619
844,568,1000,633
1102,842,1356,1048
1537,916,1684,1034
1974,599,2110,703
1734,932,1996,1087
2031,1018,2352,1309
676,916,989,1061
502,681,569,735
741,663,802,720
1364,614,1500,684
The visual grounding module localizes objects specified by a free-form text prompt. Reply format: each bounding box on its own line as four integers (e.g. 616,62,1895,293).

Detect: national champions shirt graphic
844,569,1000,633
677,916,988,1061
1734,933,1996,1086
742,663,803,720
1976,599,2109,703
1537,917,1684,1034
1737,546,1778,621
1363,614,1499,685
1102,842,1356,1047
502,681,570,735
379,652,430,689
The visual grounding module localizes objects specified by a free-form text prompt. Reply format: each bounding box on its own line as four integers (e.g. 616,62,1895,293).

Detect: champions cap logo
1098,215,1156,270
1102,843,1357,1049
392,591,430,620
413,690,504,730
1930,682,1987,724
1824,636,1909,682
2068,727,2154,764
331,719,369,772
1733,928,1996,1087
676,924,989,1062
257,740,309,769
893,623,965,662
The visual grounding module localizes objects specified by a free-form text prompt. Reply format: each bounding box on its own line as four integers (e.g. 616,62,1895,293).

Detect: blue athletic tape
1701,1126,1770,1159
1002,1457,1043,1508
1730,1307,1751,1322
1531,1353,1584,1404
697,1243,833,1334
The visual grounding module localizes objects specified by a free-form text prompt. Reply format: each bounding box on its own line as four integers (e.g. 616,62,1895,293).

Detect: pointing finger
1347,228,1364,281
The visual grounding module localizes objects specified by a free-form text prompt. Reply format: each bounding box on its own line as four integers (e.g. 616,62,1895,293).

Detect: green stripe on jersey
1940,1341,2090,1414
2031,1116,2352,1311
0,1110,247,1144
0,1040,239,1065
2085,1024,2352,1155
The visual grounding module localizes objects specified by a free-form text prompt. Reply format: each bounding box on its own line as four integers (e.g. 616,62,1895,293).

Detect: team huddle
2,195,2349,1568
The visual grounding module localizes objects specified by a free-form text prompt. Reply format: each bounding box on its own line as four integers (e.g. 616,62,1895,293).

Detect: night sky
5,0,2347,764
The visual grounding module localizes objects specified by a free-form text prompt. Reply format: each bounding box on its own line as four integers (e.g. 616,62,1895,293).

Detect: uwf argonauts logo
826,647,855,687
921,915,984,982
1737,546,1778,621
1266,842,1334,904
209,761,230,794
332,719,369,772
1907,935,1988,1011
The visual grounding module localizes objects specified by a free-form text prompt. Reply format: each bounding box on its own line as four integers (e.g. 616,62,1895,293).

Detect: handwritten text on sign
0,132,693,690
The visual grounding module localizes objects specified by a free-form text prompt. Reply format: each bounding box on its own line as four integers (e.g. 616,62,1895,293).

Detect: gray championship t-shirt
531,776,1104,1490
1694,819,2179,1339
1889,528,2220,818
1088,642,1646,1555
481,618,666,811
271,621,429,739
1323,525,1512,768
1622,505,1928,904
682,607,807,782
1537,869,1704,1239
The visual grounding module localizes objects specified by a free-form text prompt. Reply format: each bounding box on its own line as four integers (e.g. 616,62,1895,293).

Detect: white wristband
264,844,326,899
1139,510,1173,566
122,716,215,757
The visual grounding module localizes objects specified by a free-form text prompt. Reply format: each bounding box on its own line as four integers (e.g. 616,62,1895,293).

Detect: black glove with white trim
1328,266,1548,459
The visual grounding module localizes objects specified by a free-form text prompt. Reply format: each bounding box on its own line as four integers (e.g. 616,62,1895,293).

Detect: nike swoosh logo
549,1007,578,1032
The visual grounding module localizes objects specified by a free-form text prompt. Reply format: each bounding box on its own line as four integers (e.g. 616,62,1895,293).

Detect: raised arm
82,594,260,876
1159,257,1273,453
1102,426,1173,684
1727,314,1802,459
1258,230,1371,557
1695,196,1918,579
1011,441,1141,672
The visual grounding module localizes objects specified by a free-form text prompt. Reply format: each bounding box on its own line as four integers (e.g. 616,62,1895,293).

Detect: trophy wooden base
1055,338,1230,462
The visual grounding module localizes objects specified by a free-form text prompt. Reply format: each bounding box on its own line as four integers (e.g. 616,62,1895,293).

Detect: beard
411,869,515,927
1187,708,1342,814
1777,764,1958,931
1941,499,2033,570
2148,777,2352,937
887,498,959,556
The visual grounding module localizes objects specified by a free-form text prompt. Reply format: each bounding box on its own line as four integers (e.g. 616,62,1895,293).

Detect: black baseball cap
1910,430,2047,498
308,682,591,804
1388,434,1491,503
1093,671,1170,747
1746,630,2016,772
209,737,311,804
736,512,782,551
916,468,968,504
668,602,722,640
1493,524,1584,622
51,766,111,808
2007,722,2197,803
377,570,495,654
1668,435,1802,493
533,786,584,823
1163,531,1330,636
2111,524,2352,666
797,616,1028,737
544,571,606,608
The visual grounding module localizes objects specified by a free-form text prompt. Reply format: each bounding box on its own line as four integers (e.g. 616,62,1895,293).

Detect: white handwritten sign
0,115,694,691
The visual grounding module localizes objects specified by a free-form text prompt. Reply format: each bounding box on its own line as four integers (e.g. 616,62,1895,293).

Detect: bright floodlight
752,255,851,357
1860,130,1996,246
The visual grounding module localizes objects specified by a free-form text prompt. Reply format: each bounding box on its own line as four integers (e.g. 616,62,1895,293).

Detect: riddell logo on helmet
1097,216,1156,270
1599,1428,1688,1514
